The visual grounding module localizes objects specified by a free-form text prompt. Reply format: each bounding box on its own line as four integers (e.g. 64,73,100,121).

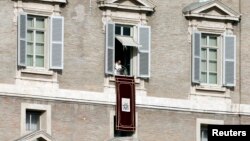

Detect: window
26,110,42,131
27,16,46,68
105,22,151,78
21,103,51,135
192,32,236,87
196,118,223,141
18,13,64,70
200,34,220,85
115,24,134,76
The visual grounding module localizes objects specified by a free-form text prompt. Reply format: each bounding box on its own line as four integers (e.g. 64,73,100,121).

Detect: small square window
26,110,43,131
21,103,51,135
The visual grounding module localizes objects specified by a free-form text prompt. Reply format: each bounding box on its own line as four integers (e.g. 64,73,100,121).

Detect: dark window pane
115,25,121,35
123,27,131,36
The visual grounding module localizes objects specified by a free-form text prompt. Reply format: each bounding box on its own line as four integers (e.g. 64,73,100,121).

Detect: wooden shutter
192,32,201,84
138,25,151,78
50,16,64,70
18,13,27,67
223,35,236,87
105,22,115,75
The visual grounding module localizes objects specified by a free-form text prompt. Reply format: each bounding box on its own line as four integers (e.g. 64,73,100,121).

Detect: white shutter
138,25,151,78
223,35,236,87
192,32,201,84
50,16,64,70
18,13,27,67
105,22,115,75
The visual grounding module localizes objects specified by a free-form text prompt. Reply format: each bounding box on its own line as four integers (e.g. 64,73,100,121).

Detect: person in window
115,60,122,75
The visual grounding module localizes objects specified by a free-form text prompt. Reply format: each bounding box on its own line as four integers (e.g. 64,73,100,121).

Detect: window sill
108,75,141,84
196,84,226,92
21,68,54,76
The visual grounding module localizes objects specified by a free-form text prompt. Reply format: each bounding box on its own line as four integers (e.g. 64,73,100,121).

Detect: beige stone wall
0,0,17,84
58,0,105,92
0,0,247,102
0,96,246,141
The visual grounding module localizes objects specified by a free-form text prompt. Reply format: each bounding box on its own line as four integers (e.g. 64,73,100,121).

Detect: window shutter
105,22,115,75
192,32,201,84
223,35,236,87
50,16,64,70
138,25,151,78
18,13,27,67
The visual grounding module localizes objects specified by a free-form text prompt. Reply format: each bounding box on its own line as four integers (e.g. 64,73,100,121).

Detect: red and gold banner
115,75,136,131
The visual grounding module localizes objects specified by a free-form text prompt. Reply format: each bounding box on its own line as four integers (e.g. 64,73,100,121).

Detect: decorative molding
13,0,63,23
15,130,54,141
183,0,240,22
0,83,250,115
98,0,155,12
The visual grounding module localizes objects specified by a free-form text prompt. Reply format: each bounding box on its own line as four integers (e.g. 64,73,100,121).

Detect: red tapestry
115,75,136,131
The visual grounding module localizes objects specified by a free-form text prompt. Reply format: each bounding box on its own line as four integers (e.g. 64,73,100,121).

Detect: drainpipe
239,0,242,125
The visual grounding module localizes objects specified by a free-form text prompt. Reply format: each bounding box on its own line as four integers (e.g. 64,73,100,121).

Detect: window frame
200,33,222,86
26,15,48,69
196,118,224,141
114,23,137,76
21,103,51,136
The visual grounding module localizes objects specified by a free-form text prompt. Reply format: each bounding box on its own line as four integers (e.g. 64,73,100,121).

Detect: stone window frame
21,103,51,136
14,0,64,82
196,118,224,141
99,0,155,91
183,0,240,95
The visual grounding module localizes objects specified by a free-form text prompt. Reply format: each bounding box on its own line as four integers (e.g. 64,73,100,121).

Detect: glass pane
31,114,39,131
123,26,131,36
27,17,34,28
26,114,30,131
36,56,44,67
201,130,208,141
201,36,207,46
27,43,33,55
201,60,207,72
36,18,45,29
27,55,33,66
36,31,44,43
115,26,121,35
201,72,207,83
209,73,217,84
209,36,217,46
209,61,217,72
201,125,208,141
36,43,44,55
209,49,217,60
27,31,33,42
201,48,207,59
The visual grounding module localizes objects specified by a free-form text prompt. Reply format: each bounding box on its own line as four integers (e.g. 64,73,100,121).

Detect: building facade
0,0,250,140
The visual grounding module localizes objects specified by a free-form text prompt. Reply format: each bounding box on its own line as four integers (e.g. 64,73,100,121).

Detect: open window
99,0,154,79
105,22,151,78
